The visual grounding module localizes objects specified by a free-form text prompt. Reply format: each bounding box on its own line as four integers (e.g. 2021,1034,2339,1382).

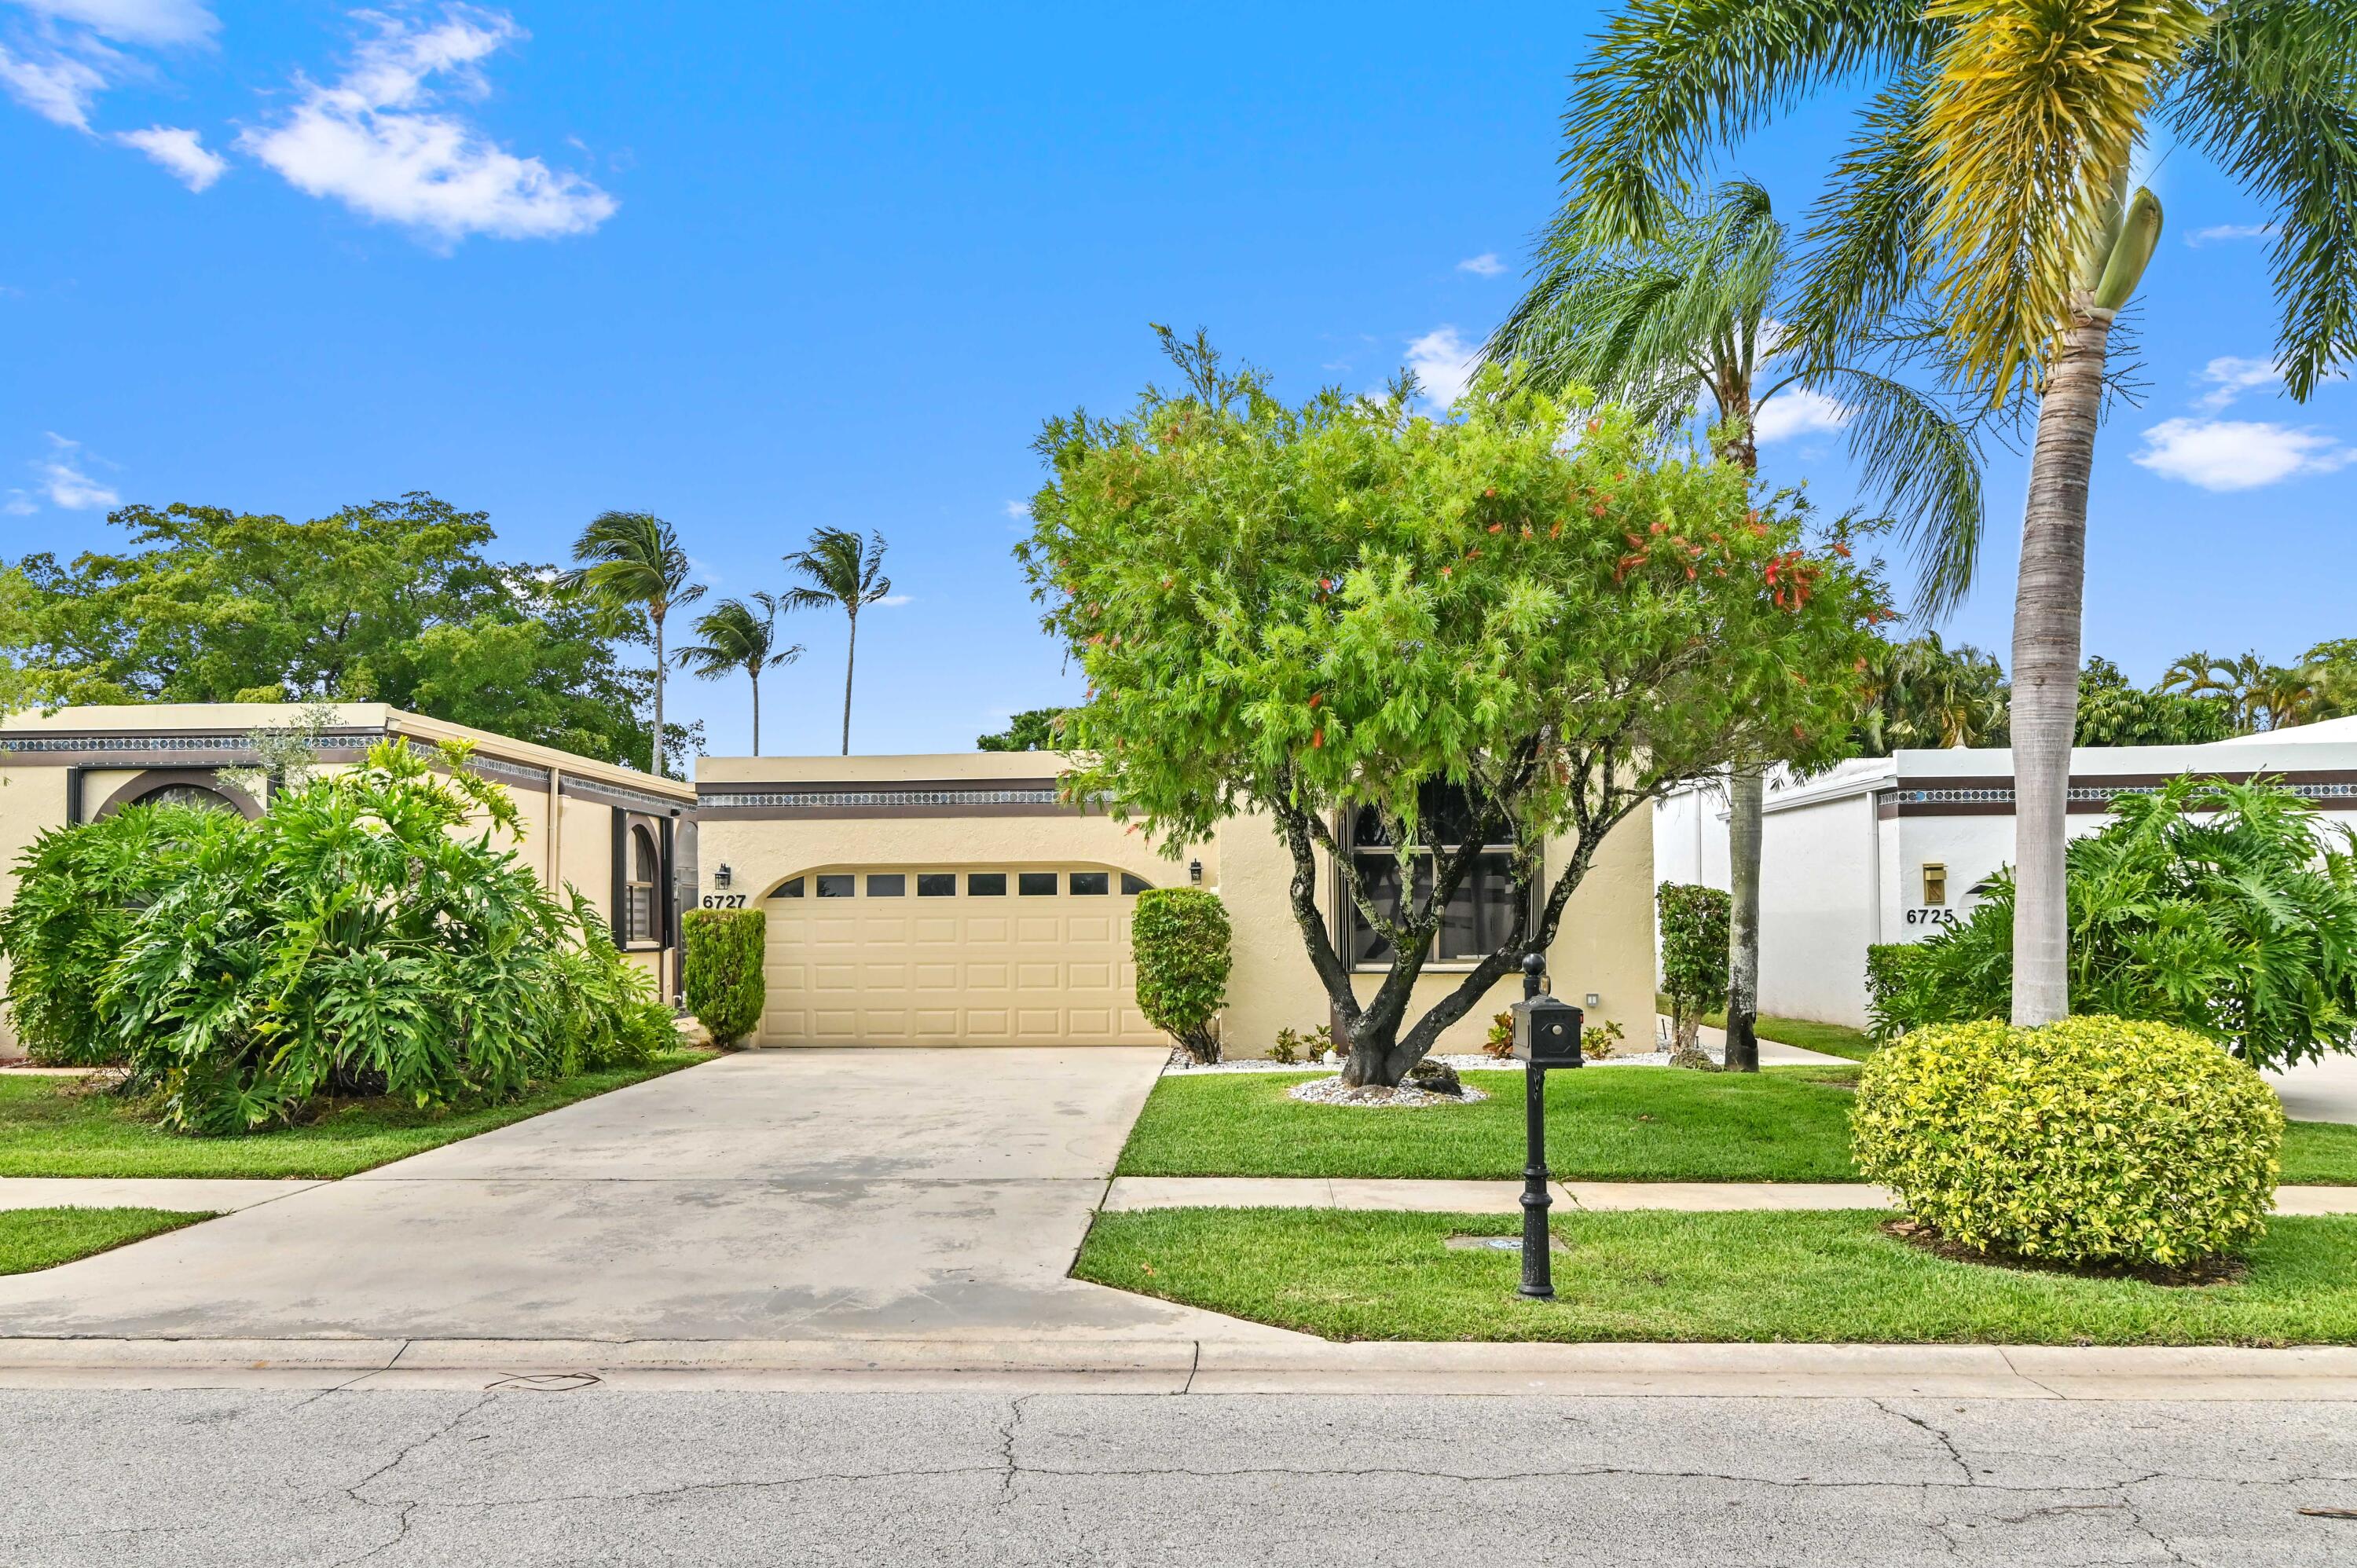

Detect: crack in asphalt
1871,1398,1979,1485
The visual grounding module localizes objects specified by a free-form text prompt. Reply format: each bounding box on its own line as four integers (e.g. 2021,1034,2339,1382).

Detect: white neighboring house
1655,719,2357,1028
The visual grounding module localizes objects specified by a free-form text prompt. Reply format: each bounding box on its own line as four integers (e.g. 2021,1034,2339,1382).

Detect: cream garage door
760,867,1167,1046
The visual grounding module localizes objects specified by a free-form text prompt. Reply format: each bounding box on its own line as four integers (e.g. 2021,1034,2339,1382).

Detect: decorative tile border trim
701,788,1066,809
1897,780,2357,807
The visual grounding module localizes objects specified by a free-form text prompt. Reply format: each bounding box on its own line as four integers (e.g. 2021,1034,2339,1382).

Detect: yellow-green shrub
1853,1016,2282,1267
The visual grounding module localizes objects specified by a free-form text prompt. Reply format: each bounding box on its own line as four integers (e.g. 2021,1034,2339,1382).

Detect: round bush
1853,1016,2283,1267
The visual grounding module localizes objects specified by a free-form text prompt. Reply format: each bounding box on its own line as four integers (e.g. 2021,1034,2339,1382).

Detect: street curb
2,1336,2355,1399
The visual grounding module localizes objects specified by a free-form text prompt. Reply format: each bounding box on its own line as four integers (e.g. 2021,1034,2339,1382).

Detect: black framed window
1069,870,1109,896
775,876,805,898
1018,871,1058,896
967,872,1006,896
1344,786,1523,965
1120,873,1150,894
626,826,660,943
918,873,957,897
867,873,906,897
816,874,855,899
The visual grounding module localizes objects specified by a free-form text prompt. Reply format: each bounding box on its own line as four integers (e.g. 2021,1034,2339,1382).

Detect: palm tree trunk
651,606,666,779
750,668,761,757
2010,306,2113,1026
1724,767,1763,1072
841,613,858,756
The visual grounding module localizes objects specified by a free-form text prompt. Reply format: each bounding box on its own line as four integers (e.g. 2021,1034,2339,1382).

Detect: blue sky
2,2,2348,760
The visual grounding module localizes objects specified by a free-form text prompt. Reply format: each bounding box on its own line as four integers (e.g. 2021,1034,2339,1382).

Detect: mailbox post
1509,951,1583,1299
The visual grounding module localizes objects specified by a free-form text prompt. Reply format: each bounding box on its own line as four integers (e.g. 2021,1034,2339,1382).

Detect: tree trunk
651,606,666,779
840,613,858,757
750,669,761,757
1724,767,1763,1072
2010,306,2113,1026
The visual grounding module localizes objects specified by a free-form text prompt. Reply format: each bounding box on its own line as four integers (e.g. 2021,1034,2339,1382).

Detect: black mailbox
1512,994,1584,1067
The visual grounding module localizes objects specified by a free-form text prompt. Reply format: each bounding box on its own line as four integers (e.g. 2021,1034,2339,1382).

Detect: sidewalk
1100,1176,2357,1214
0,1178,319,1214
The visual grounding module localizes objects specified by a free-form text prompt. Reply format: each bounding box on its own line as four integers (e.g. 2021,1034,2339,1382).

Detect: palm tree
1486,178,1982,1071
675,593,803,756
779,529,890,755
2161,649,2317,734
1554,2,2357,1024
561,511,706,777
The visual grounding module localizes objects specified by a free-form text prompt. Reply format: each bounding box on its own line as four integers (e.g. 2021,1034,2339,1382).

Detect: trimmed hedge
1132,888,1231,1064
1863,942,1931,1043
683,909,767,1048
1853,1015,2284,1267
1657,882,1729,1051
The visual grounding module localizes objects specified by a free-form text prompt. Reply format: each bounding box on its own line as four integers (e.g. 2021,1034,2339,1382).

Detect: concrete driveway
0,1049,1287,1345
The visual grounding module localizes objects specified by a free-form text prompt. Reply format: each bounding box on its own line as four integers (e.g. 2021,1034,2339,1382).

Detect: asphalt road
2,1387,2354,1566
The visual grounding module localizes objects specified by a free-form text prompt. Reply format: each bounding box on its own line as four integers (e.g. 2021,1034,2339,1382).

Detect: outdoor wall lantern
1189,859,1204,885
713,863,732,889
1509,954,1584,1300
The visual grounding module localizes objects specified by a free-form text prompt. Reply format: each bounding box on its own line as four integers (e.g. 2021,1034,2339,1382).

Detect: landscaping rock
1405,1059,1463,1097
1287,1075,1490,1108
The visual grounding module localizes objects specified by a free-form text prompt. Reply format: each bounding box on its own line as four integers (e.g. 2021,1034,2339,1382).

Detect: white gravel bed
1285,1075,1492,1108
1163,1046,1710,1074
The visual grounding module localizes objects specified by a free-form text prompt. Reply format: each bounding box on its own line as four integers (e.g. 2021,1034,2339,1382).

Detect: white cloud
1456,252,1505,278
2187,222,2278,247
2194,355,2282,412
0,40,102,126
10,2,216,46
0,0,216,129
877,594,911,607
2132,417,2356,492
1002,499,1029,520
115,123,222,188
1753,386,1853,443
239,7,616,245
2,489,35,515
1406,325,1479,405
32,432,119,509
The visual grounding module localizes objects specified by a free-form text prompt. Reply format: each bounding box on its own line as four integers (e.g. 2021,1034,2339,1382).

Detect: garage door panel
759,866,1166,1046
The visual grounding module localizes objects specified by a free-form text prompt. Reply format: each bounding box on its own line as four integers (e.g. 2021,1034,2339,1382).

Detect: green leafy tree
977,707,1070,751
1017,332,1885,1087
1854,632,2011,754
1873,776,2357,1072
2302,639,2357,721
1487,179,1982,1073
562,511,706,777
2079,656,2233,746
1556,2,2357,1028
780,529,891,756
7,496,659,767
1131,888,1233,1064
676,594,802,755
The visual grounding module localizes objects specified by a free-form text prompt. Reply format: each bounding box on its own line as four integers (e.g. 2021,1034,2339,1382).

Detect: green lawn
1120,1065,2357,1184
1655,996,1878,1062
1076,1207,2357,1345
0,1050,713,1179
1118,1066,1866,1181
0,1207,211,1276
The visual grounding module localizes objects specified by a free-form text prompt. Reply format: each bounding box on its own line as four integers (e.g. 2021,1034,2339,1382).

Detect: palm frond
1560,0,1940,244
1781,364,1985,620
1919,0,2212,401
2168,0,2357,400
1788,64,1939,359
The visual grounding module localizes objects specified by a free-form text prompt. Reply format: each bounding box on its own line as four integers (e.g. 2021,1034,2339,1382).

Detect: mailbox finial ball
1521,951,1546,979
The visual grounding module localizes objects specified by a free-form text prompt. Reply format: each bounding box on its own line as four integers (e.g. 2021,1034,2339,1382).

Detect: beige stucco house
0,704,697,1057
694,751,1655,1057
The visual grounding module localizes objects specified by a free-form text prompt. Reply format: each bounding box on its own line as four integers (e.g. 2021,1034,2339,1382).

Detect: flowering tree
1018,332,1886,1087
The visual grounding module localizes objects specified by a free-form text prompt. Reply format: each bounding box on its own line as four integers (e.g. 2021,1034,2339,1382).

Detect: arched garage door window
137,782,241,812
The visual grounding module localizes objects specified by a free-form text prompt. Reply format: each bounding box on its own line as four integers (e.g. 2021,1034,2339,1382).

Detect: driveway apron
0,1050,1258,1343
